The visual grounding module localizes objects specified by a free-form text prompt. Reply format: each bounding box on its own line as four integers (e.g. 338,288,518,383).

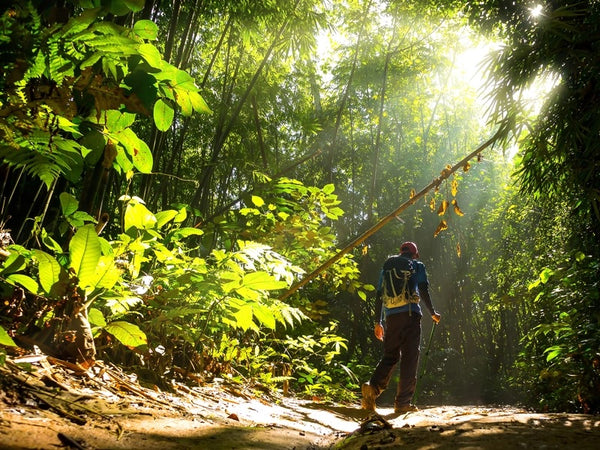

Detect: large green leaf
155,210,178,229
93,255,121,289
123,70,158,112
242,271,288,291
104,321,148,348
59,192,79,216
105,110,136,133
153,99,174,131
32,250,62,295
88,307,107,328
252,303,276,329
188,90,212,114
131,136,153,173
133,20,158,40
124,202,157,231
233,304,256,332
69,224,101,289
138,43,162,68
6,274,39,294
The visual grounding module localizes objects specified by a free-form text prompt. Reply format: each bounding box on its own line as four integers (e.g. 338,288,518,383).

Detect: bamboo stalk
279,129,503,302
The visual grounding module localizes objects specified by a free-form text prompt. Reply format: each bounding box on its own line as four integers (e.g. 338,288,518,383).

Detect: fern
0,135,83,189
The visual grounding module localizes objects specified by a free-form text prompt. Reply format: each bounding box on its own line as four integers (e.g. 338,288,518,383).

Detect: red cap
400,242,419,258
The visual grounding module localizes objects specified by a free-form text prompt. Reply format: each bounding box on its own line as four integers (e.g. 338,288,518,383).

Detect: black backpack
381,255,420,308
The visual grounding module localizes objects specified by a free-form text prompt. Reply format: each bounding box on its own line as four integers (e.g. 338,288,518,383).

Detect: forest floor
1,355,599,449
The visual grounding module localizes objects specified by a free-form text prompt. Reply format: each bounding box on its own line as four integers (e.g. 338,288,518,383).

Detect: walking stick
413,322,437,404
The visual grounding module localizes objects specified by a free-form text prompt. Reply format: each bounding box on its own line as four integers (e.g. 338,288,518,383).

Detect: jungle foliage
0,0,598,412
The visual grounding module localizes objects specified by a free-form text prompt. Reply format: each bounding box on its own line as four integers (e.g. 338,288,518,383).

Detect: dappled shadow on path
336,406,600,449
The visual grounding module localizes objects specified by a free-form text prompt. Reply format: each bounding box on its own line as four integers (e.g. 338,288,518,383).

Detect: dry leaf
451,199,464,216
456,242,461,258
451,179,458,197
410,188,416,199
429,197,436,212
437,200,449,216
433,220,448,237
463,161,471,172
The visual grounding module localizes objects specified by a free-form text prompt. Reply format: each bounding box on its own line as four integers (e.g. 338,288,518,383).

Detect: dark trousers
369,312,421,406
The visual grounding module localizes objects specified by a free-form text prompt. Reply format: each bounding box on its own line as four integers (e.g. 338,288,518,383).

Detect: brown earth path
1,358,599,449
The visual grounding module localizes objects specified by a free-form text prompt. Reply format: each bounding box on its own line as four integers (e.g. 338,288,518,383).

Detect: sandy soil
1,357,599,449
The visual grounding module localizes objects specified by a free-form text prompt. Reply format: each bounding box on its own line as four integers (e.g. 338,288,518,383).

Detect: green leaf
104,321,148,348
123,70,158,112
105,110,135,132
93,255,121,290
155,210,178,228
188,91,212,114
539,268,554,284
1,253,26,275
122,0,145,12
61,8,99,36
41,229,63,254
242,271,287,291
138,43,162,68
0,326,16,347
153,99,174,131
175,90,193,116
174,208,187,223
130,135,153,173
70,210,97,225
32,250,62,295
251,195,265,207
133,20,158,40
124,202,157,231
80,129,106,164
69,224,101,289
80,52,103,70
7,274,39,294
172,69,197,90
169,227,204,240
114,145,134,172
252,303,276,329
544,345,563,362
88,308,107,328
233,304,256,331
322,183,335,194
235,286,261,301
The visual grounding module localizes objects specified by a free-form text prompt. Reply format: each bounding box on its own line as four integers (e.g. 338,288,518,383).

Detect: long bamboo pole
279,129,503,302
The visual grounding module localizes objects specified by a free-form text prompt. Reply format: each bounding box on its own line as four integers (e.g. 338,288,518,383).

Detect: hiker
361,241,441,413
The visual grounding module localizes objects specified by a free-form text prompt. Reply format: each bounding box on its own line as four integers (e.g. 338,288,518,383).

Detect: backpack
381,255,421,308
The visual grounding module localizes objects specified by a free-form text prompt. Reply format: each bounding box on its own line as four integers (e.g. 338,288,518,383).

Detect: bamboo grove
0,0,598,413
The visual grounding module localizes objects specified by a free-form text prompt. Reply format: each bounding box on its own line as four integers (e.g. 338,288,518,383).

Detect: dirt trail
1,359,599,449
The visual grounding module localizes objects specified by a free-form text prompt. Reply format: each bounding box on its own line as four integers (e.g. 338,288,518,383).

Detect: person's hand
374,323,384,341
432,312,441,324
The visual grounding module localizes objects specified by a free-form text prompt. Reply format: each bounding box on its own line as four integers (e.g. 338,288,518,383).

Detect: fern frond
0,135,84,189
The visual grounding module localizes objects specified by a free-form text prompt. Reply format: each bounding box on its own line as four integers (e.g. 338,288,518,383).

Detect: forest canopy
0,0,598,414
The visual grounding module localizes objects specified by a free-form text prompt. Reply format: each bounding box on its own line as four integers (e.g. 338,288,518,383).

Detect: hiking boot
361,382,377,411
394,403,419,413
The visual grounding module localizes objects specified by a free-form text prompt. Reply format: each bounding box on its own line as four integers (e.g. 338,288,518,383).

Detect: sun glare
530,4,544,19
